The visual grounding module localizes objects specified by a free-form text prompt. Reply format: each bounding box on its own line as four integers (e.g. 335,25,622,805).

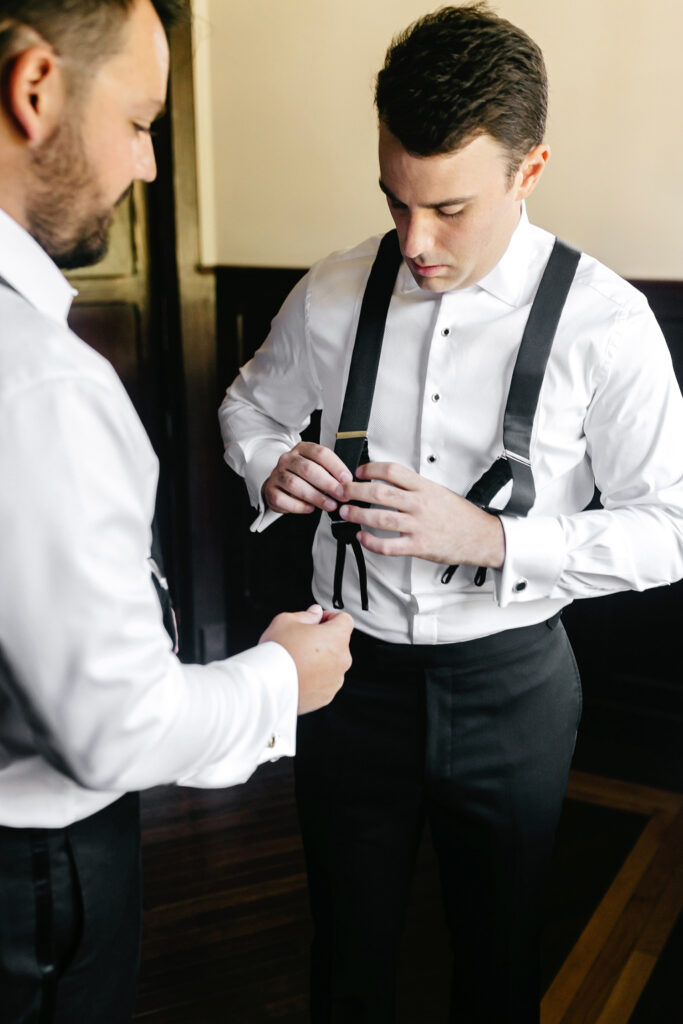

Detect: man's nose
136,134,158,184
402,212,434,260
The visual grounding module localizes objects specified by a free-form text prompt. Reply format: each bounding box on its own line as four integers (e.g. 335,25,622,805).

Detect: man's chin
411,271,458,293
55,235,111,271
51,212,114,271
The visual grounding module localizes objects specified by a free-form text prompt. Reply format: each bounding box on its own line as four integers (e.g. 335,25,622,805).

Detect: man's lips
410,260,448,277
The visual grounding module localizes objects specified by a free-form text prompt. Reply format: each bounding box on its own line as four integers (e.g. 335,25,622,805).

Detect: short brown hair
375,3,547,177
0,0,187,87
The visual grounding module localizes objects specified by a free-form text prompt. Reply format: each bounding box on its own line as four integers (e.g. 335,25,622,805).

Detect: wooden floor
542,773,682,1023
133,764,682,1023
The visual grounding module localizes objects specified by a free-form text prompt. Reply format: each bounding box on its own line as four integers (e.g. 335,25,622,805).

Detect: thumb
320,610,354,636
290,603,324,624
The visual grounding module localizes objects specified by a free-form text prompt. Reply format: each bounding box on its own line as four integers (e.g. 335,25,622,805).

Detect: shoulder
307,233,385,296
526,224,651,324
572,251,650,321
0,285,127,405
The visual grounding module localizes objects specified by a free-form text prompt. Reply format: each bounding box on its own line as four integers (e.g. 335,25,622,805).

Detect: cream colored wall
192,0,682,278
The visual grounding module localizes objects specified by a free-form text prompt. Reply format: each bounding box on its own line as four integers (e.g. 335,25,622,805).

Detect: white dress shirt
0,209,298,829
220,208,683,644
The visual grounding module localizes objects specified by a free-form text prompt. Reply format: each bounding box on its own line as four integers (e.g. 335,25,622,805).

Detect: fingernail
335,484,345,499
340,471,353,483
324,498,337,511
339,505,348,518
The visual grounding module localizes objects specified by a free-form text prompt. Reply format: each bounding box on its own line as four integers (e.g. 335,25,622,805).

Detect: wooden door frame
146,16,227,663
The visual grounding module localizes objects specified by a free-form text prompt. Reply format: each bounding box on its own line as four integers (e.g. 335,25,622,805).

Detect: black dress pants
0,792,141,1024
295,616,582,1024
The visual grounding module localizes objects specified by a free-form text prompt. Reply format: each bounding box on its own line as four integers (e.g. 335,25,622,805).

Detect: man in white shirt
219,5,683,1023
0,1,352,1021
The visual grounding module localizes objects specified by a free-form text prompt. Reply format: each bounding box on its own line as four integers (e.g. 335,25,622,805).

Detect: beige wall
192,0,682,278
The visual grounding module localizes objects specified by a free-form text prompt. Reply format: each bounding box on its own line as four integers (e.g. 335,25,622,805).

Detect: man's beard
26,112,126,271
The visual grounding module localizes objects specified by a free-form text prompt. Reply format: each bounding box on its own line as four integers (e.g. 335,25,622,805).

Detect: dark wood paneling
69,303,142,408
215,267,320,652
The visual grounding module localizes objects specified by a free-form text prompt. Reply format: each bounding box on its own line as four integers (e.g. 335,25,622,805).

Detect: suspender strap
329,229,403,609
442,237,581,587
502,237,581,515
333,229,403,473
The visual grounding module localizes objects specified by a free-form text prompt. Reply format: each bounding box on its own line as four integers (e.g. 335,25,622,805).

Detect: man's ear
513,143,550,201
7,44,66,144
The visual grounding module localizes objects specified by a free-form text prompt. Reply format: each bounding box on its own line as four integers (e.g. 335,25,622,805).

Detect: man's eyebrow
378,179,473,209
136,100,167,122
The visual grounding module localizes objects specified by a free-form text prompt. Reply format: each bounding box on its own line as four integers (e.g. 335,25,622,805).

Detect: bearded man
0,3,352,1021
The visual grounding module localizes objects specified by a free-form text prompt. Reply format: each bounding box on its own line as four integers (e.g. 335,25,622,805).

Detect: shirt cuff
250,505,283,534
177,641,298,788
242,443,290,511
492,514,566,607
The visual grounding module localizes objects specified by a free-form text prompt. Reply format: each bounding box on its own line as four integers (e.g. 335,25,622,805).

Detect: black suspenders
328,231,403,610
329,229,581,610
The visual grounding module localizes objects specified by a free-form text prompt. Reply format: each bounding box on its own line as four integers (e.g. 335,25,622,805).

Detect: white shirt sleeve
0,370,298,793
493,300,683,605
218,272,323,532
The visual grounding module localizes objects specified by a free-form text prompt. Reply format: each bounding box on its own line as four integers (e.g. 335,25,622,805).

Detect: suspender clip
503,449,531,467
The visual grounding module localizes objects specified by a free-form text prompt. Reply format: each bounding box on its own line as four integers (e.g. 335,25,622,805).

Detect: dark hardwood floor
133,744,682,1023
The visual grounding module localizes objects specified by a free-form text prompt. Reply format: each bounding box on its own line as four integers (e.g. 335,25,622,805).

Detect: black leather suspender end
329,231,581,609
329,230,403,609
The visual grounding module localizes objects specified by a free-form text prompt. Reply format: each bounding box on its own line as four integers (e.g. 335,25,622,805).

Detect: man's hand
338,461,506,569
263,442,352,515
259,604,353,715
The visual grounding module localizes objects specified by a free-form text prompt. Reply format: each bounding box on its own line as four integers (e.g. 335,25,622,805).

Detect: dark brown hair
375,3,547,177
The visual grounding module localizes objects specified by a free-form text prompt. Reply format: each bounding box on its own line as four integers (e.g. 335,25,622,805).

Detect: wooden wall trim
158,21,226,662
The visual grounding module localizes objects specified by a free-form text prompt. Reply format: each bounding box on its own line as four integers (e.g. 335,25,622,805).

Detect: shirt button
441,327,451,337
513,578,528,593
427,454,438,464
431,393,441,403
267,734,277,748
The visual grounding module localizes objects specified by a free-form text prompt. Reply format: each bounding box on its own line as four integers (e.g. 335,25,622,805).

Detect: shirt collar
475,203,534,307
0,208,77,324
396,202,536,308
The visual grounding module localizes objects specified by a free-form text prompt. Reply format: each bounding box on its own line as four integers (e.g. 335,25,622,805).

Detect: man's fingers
296,442,353,483
355,461,420,489
339,503,408,534
340,480,410,510
357,530,414,557
265,442,355,516
274,457,344,507
320,610,354,638
319,608,347,623
285,462,342,507
265,486,317,515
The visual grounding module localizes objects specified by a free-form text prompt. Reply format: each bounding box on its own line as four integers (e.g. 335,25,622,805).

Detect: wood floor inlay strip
567,772,683,817
594,950,657,1024
541,806,673,1023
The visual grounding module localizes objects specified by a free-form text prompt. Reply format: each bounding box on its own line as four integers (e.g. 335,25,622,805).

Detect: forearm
494,498,683,607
